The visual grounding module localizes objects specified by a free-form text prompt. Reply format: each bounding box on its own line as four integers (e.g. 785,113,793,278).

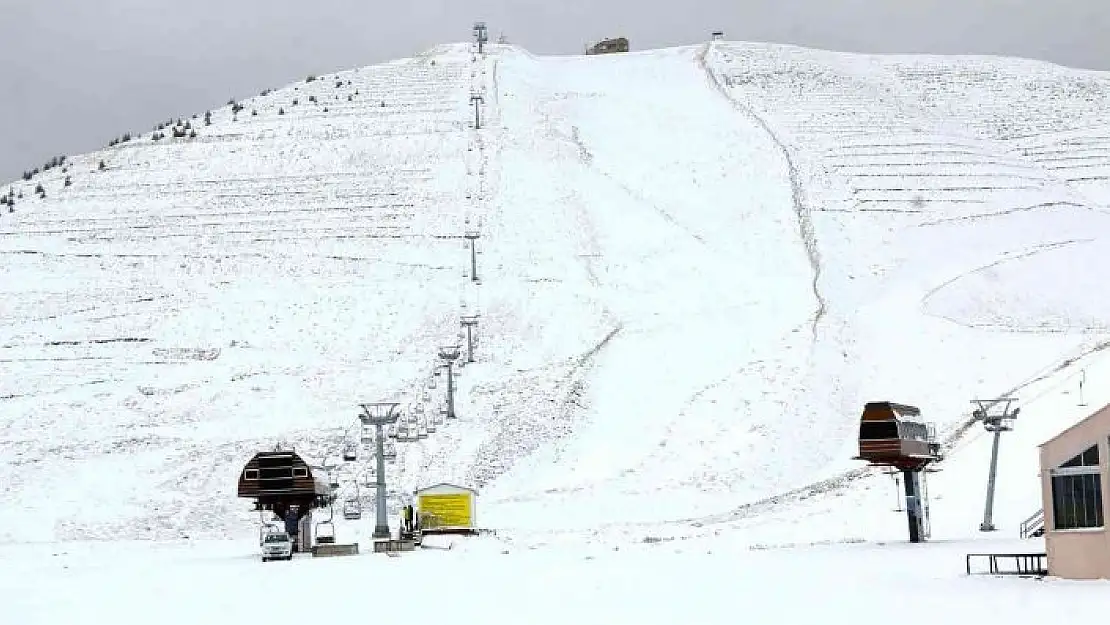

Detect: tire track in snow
695,44,827,338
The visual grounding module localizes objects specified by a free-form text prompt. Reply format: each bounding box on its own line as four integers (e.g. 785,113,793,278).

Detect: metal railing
1020,508,1045,539
966,552,1047,576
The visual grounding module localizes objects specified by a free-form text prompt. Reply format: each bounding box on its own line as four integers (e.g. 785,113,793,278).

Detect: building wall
1040,404,1110,579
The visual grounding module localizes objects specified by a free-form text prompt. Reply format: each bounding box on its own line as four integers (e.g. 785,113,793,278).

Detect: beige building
1039,402,1110,579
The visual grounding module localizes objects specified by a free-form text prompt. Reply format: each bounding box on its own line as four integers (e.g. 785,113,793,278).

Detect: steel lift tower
359,402,401,539
473,22,488,54
972,398,1020,532
438,345,461,419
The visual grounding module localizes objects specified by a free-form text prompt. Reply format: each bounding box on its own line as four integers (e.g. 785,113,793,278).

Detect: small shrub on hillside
64,176,72,187
251,109,257,116
189,129,197,138
278,107,285,115
35,183,44,194
99,160,106,171
204,111,212,126
323,107,328,113
308,95,317,103
21,171,31,181
306,75,316,83
292,98,298,106
172,126,187,138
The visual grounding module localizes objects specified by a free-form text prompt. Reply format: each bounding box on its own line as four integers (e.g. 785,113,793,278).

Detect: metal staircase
1020,508,1045,538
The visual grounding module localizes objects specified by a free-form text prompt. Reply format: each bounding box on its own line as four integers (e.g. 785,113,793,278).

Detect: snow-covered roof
414,482,478,495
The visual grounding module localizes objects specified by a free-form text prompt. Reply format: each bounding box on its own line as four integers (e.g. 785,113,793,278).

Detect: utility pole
465,230,480,282
473,21,488,54
470,93,484,130
359,402,400,539
461,315,480,362
438,345,461,419
972,398,1020,532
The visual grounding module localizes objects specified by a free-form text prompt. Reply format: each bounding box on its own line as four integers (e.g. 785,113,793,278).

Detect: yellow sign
418,493,472,528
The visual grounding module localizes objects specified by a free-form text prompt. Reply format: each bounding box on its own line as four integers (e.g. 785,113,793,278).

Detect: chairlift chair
315,520,336,545
342,498,362,520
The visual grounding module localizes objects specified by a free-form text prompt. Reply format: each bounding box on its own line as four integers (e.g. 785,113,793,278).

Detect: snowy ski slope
3,39,1110,553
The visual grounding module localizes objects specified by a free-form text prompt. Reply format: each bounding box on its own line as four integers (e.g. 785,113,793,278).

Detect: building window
244,469,259,480
1051,445,1103,530
860,421,898,439
292,467,308,478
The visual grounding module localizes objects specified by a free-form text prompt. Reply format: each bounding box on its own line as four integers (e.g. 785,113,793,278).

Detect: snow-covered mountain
4,39,1110,553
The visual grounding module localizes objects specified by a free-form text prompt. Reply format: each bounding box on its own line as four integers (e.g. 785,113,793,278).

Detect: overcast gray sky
3,0,1109,184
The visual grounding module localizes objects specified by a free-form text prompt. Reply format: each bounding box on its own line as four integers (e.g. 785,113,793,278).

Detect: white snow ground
5,39,1110,620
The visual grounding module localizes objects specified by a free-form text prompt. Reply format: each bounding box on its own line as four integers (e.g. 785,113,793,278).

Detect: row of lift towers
857,398,1020,543
336,21,492,542
241,21,494,552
